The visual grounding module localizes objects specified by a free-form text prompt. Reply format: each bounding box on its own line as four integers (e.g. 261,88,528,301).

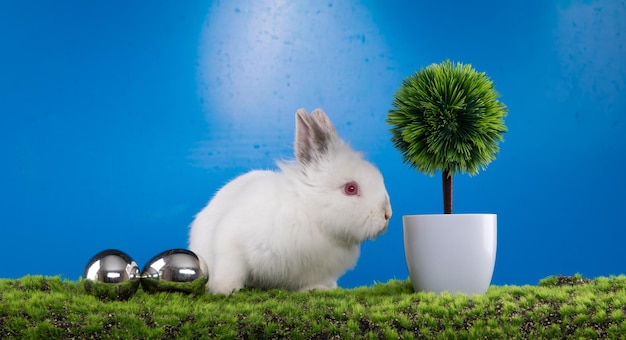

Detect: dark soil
551,275,592,286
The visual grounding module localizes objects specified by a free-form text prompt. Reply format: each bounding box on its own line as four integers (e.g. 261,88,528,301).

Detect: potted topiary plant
387,60,508,295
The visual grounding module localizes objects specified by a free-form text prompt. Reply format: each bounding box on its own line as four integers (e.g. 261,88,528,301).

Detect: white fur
188,108,392,295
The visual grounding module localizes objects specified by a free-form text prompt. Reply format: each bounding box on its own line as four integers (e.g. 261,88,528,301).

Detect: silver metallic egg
83,249,140,300
141,248,208,295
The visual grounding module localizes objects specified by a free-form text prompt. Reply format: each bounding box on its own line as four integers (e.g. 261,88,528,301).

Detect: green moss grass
1,275,626,339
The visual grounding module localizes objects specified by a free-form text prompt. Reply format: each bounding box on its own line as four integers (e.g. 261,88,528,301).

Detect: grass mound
1,274,626,339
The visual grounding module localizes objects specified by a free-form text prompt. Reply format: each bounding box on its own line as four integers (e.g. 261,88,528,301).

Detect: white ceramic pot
403,214,497,295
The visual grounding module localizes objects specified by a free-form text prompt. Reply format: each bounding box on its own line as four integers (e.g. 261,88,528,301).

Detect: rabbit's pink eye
343,181,359,196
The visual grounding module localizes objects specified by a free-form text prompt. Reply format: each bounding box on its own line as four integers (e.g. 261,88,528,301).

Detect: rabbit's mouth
377,223,389,236
368,222,388,240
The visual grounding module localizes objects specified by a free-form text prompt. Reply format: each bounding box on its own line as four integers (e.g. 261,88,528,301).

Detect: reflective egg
83,249,140,301
141,249,208,295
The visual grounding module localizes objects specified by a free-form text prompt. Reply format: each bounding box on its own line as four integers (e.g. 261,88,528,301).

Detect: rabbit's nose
383,201,392,221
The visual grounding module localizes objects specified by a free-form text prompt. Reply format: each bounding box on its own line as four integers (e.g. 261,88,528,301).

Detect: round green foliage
388,60,508,176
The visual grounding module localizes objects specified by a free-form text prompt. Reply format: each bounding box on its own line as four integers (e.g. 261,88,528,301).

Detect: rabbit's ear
310,109,337,135
295,108,338,165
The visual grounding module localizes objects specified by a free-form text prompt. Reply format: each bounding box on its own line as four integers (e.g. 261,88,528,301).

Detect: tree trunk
443,170,453,214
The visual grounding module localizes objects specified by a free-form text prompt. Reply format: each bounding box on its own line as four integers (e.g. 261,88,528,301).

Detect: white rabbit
188,108,392,295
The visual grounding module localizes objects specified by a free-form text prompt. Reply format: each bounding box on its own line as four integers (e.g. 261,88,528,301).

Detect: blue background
1,0,624,288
